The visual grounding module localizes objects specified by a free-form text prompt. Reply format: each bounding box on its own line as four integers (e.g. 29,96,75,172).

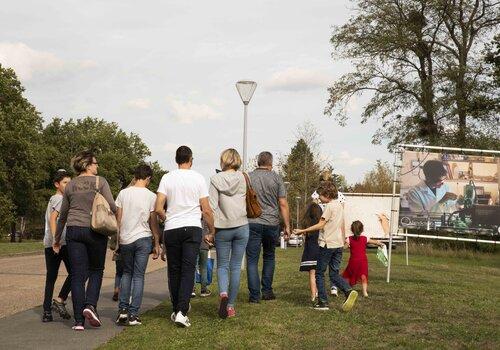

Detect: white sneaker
330,286,338,296
174,311,191,328
170,312,175,322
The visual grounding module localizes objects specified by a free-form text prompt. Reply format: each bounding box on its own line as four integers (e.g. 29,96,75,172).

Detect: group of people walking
41,145,381,330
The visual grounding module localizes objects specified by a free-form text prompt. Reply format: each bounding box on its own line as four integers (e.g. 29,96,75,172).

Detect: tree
325,0,500,149
42,117,156,193
0,65,46,240
351,160,393,193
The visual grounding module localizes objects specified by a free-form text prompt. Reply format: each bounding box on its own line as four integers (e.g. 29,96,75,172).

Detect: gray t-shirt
44,194,66,248
248,168,287,226
55,176,116,243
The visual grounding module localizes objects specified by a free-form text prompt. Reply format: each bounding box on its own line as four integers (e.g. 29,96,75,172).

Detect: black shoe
42,311,53,322
83,305,101,327
248,298,260,304
128,315,142,326
116,308,128,324
262,292,276,301
52,299,71,319
200,289,212,297
112,292,119,302
313,300,330,311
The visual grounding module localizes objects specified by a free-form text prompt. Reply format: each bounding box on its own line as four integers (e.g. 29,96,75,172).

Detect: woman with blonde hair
208,148,249,319
54,150,116,330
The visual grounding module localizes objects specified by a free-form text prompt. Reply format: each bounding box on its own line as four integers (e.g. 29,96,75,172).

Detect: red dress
342,235,369,286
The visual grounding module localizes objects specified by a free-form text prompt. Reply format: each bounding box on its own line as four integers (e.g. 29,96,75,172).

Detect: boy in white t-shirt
115,164,161,326
294,183,358,312
155,146,215,328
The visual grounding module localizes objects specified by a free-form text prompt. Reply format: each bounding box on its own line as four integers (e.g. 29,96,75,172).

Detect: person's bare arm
155,193,167,221
279,197,291,238
293,218,327,235
368,238,384,247
200,197,215,243
115,207,123,229
50,211,60,253
149,212,161,259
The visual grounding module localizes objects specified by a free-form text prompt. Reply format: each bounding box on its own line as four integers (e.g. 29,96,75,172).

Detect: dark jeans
118,237,152,316
164,226,201,315
316,246,352,302
114,258,124,289
43,246,71,312
66,226,108,324
246,223,279,301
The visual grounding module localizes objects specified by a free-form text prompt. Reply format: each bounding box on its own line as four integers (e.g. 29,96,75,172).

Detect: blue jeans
118,237,152,316
215,225,249,307
246,223,279,301
193,249,209,289
316,246,352,302
66,226,108,324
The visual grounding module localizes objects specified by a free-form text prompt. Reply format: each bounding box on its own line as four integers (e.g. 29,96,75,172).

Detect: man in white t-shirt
155,146,215,328
115,164,161,326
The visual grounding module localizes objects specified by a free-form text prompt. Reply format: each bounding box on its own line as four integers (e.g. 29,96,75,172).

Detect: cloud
0,42,96,81
337,151,365,166
265,67,331,92
127,98,151,110
166,96,222,124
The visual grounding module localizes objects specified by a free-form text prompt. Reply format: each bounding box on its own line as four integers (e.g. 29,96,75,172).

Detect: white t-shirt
157,169,209,231
115,186,156,245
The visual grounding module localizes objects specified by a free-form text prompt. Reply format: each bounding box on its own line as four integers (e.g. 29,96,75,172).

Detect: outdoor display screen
398,150,500,234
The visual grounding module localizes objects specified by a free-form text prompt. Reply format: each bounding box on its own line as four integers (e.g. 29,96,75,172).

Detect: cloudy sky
0,0,393,184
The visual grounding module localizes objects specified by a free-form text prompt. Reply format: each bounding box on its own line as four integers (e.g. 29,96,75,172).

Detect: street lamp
295,196,301,229
235,80,257,171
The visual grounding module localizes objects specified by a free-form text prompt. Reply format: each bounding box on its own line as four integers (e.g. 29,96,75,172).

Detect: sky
0,0,393,184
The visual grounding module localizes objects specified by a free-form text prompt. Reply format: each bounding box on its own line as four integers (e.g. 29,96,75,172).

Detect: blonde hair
71,150,95,175
220,148,242,171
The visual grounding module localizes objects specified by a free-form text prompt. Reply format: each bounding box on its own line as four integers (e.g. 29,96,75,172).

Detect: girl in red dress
342,221,384,297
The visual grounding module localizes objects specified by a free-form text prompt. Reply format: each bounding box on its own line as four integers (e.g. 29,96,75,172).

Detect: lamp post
235,81,257,171
295,196,301,229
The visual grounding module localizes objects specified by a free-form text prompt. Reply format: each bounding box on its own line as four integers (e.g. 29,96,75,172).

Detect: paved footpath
0,252,168,349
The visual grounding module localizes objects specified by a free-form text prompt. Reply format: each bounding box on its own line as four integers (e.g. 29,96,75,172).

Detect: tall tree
351,160,393,193
42,117,166,194
325,0,500,149
0,65,46,240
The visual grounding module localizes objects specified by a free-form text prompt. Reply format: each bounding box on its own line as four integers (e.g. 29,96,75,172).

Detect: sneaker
42,311,53,322
170,312,176,322
128,315,142,326
83,305,102,327
248,298,260,304
262,292,276,300
218,294,229,319
174,312,191,328
72,323,84,331
313,300,330,311
116,308,128,324
191,291,196,298
227,307,236,318
112,292,119,302
342,290,358,312
52,299,71,319
200,289,212,297
330,286,338,296
262,292,276,301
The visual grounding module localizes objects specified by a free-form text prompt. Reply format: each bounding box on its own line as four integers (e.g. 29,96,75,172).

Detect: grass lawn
101,247,500,350
0,240,44,257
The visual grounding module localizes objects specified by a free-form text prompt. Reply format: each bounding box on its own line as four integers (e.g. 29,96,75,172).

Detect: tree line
0,65,166,239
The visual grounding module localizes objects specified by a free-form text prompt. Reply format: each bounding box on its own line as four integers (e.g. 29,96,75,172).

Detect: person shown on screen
407,160,458,214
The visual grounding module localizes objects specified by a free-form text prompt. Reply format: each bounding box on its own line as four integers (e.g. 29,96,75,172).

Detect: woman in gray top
54,150,116,331
208,148,249,319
